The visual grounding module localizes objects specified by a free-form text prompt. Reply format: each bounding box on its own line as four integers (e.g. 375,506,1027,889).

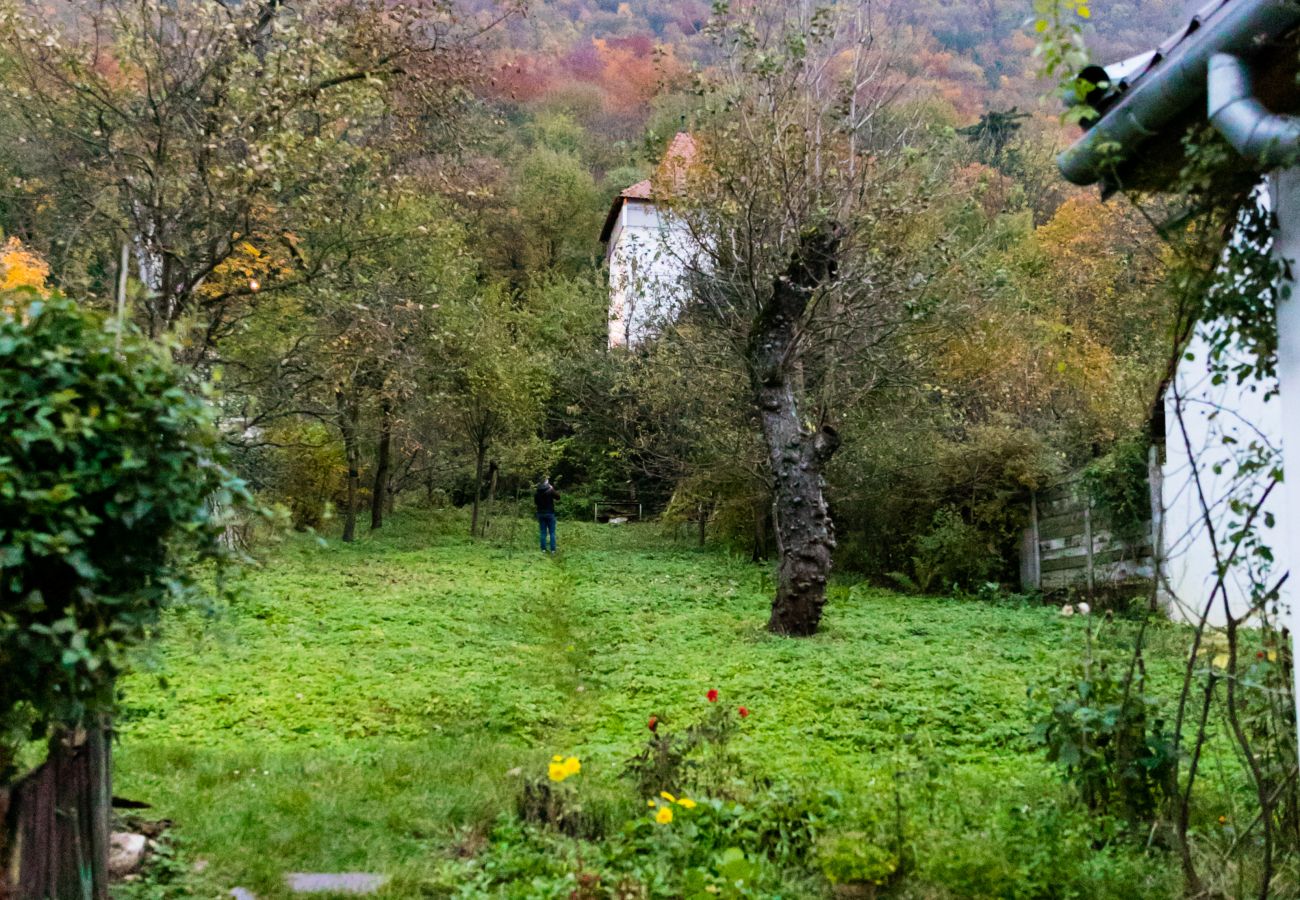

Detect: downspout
1207,52,1300,165
1207,50,1300,756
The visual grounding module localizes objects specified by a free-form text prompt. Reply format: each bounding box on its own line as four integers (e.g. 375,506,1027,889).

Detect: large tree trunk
337,389,361,543
370,401,392,531
747,226,842,636
754,380,840,635
2,722,112,900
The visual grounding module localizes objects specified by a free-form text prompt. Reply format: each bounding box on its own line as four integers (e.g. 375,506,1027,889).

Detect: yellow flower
647,799,657,807
655,806,674,825
548,755,580,782
660,791,677,803
677,798,697,809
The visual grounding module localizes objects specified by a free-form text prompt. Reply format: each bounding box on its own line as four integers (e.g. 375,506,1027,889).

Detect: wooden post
1021,491,1042,590
1147,443,1166,612
9,721,112,900
1083,499,1096,597
1030,491,1041,590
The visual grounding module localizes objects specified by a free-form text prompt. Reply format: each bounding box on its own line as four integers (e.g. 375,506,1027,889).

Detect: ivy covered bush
0,290,247,778
1081,435,1152,544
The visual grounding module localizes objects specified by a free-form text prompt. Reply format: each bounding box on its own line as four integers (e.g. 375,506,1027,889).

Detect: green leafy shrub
445,783,839,898
911,506,998,592
816,831,899,889
242,421,343,531
1082,435,1152,543
831,417,1053,584
625,690,748,797
1032,619,1175,826
0,290,249,778
554,488,599,521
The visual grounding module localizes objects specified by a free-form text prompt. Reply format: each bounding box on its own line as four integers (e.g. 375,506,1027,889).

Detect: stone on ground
285,872,390,894
108,832,147,877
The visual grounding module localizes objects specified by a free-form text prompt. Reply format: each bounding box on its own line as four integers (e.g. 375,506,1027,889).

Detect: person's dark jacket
534,484,559,517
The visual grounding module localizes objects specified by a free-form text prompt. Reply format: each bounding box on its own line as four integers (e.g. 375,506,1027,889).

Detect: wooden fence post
1147,443,1166,612
8,720,112,900
1083,500,1095,597
1021,491,1042,590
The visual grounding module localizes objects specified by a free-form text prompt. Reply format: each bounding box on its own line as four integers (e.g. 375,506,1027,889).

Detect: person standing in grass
535,476,560,554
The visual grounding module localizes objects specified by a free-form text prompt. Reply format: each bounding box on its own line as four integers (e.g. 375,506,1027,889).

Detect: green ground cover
114,511,1189,898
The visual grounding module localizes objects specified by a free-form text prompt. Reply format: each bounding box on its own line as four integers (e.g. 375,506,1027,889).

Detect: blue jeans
538,513,557,552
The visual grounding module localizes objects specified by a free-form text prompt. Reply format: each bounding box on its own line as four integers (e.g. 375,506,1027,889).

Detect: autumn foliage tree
0,235,47,295
676,0,955,635
0,0,488,363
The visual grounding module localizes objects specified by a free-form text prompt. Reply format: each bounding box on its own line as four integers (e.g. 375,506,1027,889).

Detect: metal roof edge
1058,0,1300,187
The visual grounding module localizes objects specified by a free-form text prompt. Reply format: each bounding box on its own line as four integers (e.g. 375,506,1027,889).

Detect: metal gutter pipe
1208,51,1300,164
1057,0,1300,186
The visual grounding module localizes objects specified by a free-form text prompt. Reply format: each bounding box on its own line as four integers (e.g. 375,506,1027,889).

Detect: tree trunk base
3,724,111,900
767,589,826,637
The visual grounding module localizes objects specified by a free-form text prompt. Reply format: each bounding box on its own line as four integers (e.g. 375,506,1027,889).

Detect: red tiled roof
663,131,697,169
600,132,698,243
619,178,653,200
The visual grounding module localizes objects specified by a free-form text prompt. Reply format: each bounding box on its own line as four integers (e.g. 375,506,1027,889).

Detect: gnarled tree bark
747,226,842,636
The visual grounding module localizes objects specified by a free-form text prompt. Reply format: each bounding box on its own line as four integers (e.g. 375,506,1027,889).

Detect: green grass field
113,511,1190,898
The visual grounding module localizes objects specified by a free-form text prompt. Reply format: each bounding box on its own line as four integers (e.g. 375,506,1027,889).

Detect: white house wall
606,200,694,347
1161,328,1290,627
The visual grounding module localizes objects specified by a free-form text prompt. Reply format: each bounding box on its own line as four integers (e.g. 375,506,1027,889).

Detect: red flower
647,715,659,732
1257,651,1267,660
738,706,749,718
706,689,719,703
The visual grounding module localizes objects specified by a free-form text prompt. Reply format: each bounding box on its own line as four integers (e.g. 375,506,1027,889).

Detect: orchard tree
218,188,474,541
0,0,493,362
438,287,549,537
677,0,954,635
512,147,604,274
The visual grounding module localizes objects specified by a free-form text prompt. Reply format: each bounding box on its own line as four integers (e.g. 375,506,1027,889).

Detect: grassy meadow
113,511,1193,898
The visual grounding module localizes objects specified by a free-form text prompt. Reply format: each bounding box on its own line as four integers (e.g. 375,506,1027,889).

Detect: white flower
1078,602,1092,615
1060,604,1075,617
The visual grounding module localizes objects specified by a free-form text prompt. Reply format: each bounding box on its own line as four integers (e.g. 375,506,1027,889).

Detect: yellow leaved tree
0,235,50,295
